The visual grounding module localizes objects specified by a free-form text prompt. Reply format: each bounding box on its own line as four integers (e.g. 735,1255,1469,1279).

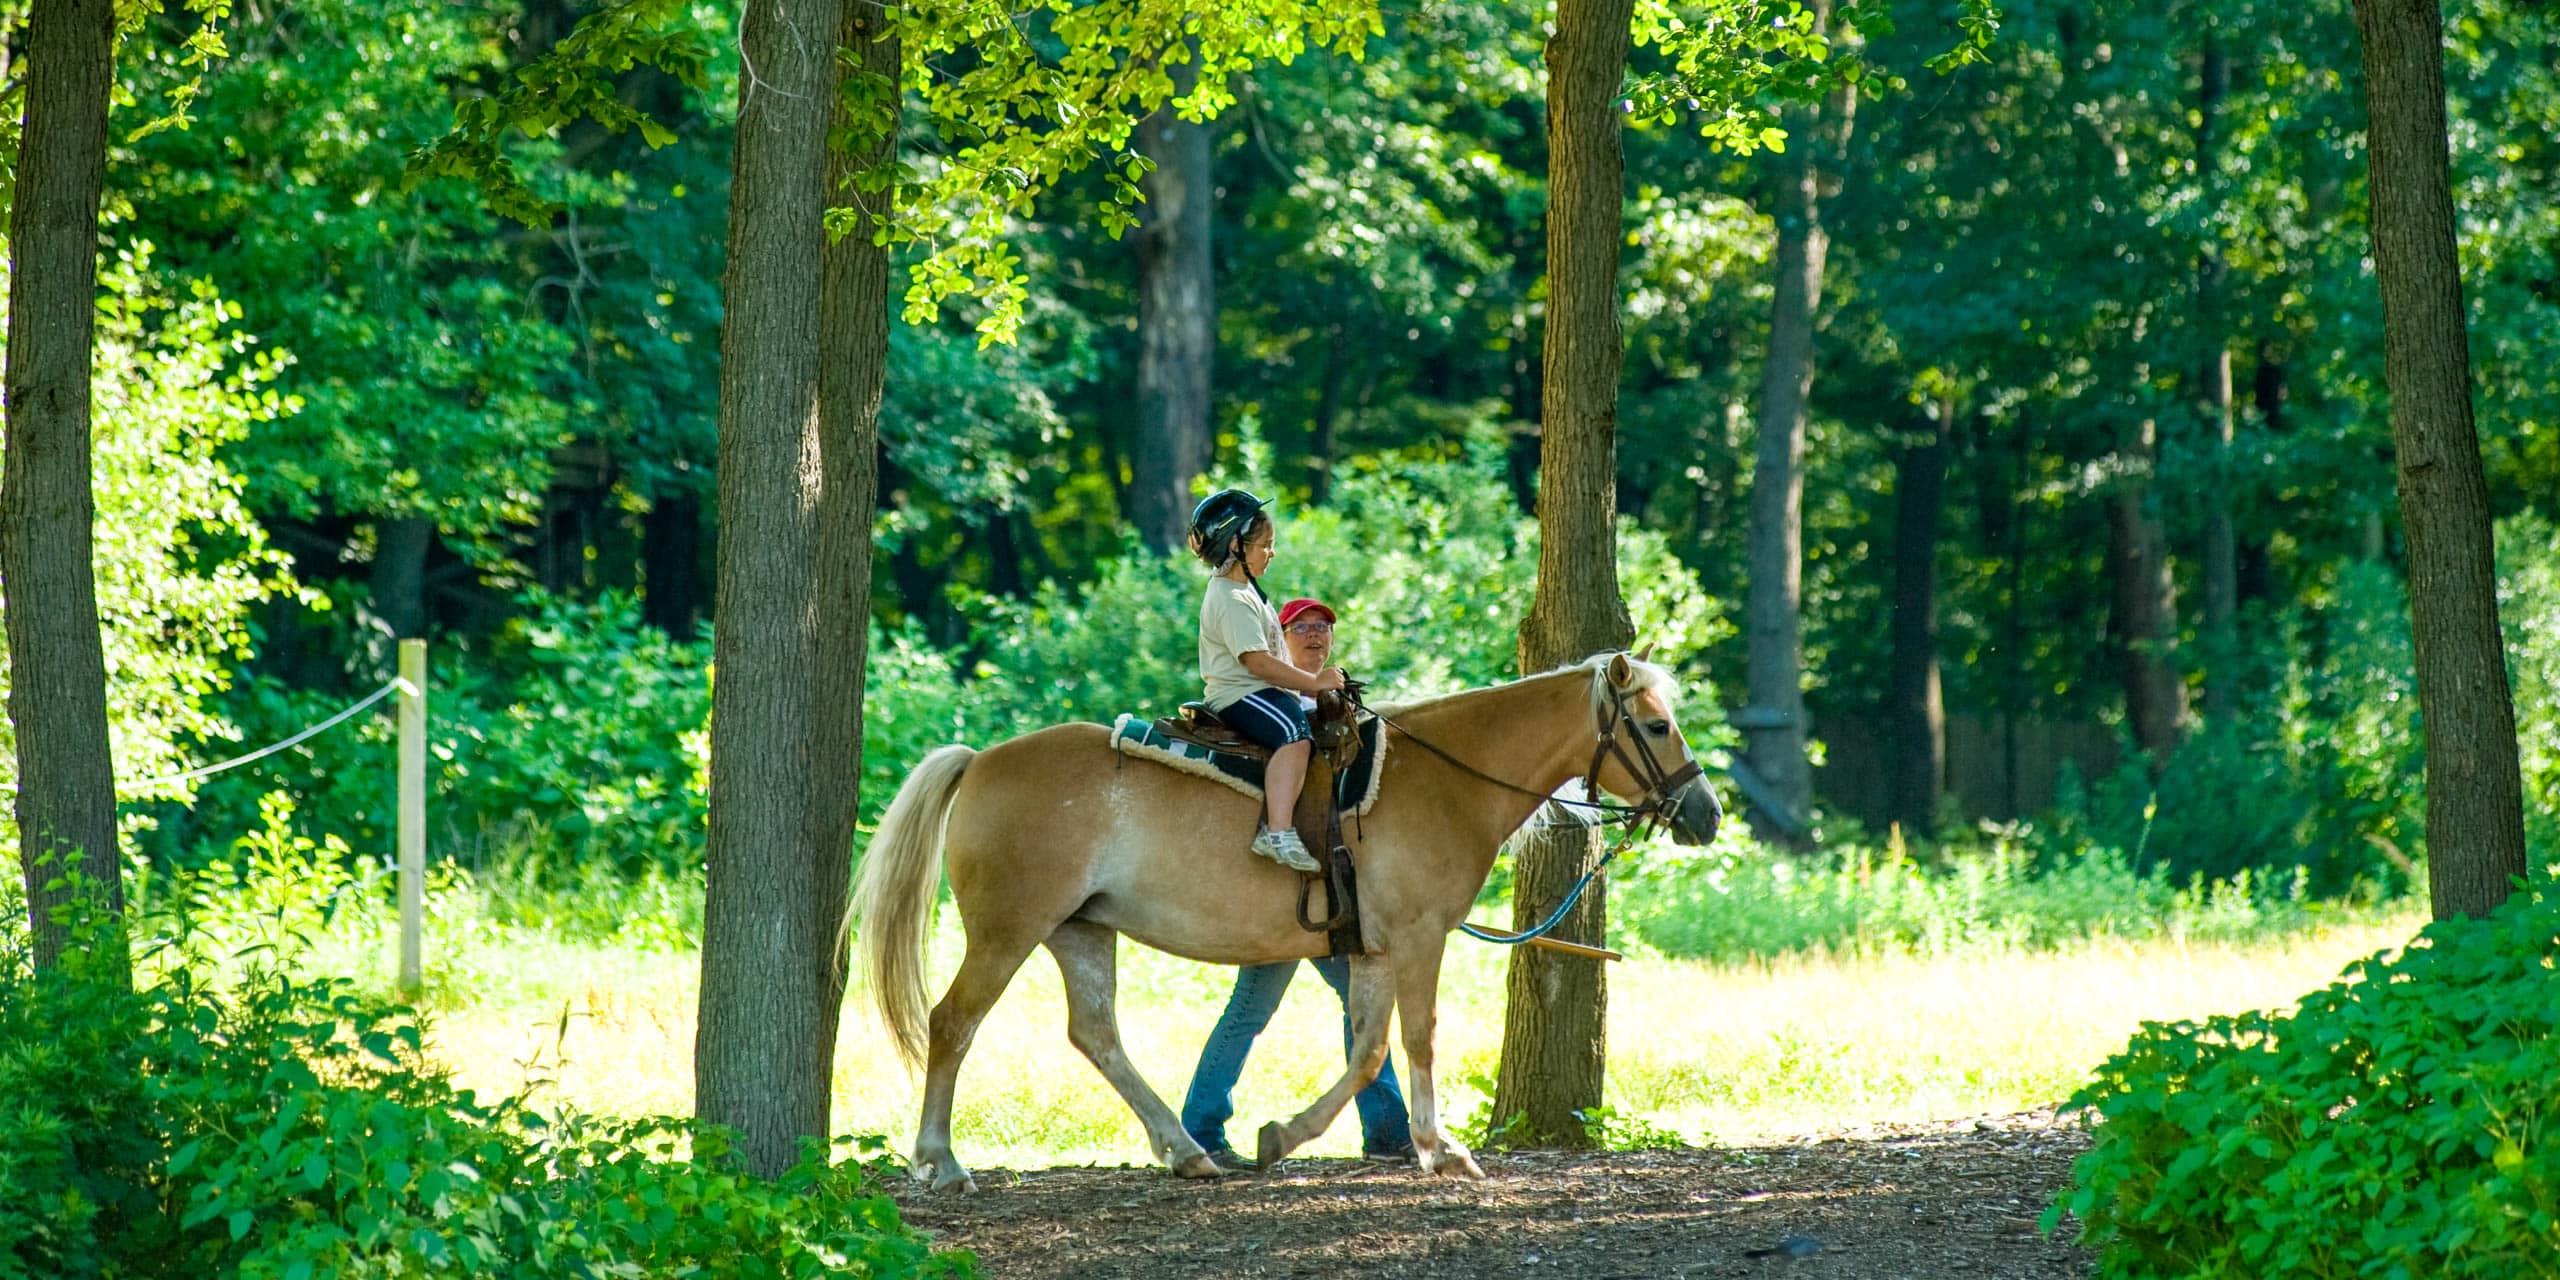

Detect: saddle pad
1108,714,1388,817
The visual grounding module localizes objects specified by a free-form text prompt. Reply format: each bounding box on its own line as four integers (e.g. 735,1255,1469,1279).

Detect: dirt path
893,1109,2094,1278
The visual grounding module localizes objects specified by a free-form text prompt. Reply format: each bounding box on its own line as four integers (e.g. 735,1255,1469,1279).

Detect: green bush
0,896,969,1280
2054,517,2560,897
2048,881,2560,1278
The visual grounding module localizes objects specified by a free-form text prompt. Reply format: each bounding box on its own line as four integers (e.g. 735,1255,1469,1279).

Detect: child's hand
1313,667,1348,692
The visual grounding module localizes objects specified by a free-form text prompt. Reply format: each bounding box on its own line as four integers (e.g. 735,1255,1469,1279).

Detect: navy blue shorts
1214,688,1311,749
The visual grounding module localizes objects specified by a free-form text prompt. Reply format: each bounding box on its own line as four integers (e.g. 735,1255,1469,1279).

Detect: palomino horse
849,651,1722,1190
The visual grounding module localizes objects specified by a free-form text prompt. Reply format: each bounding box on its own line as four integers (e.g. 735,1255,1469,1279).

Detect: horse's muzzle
1670,777,1723,847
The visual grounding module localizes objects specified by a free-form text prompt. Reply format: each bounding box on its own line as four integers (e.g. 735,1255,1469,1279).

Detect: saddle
1151,686,1366,771
1146,686,1370,956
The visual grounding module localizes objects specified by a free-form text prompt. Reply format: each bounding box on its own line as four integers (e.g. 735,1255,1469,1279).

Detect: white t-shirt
1199,576,1284,711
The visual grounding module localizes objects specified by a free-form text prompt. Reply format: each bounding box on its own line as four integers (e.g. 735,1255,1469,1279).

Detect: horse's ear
1634,642,1656,664
1607,652,1634,687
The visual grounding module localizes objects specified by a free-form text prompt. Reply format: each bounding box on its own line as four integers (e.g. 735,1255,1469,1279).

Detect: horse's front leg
1390,932,1481,1179
1256,953,1397,1167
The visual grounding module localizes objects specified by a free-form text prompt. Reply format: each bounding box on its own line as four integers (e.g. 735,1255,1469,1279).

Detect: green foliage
1573,1104,1691,1151
119,0,579,549
0,887,967,1280
2050,518,2560,897
0,251,292,846
406,0,712,226
2049,880,2560,1279
954,438,1732,733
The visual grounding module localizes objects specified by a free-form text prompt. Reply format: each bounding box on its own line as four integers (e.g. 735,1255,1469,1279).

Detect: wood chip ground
892,1108,2096,1278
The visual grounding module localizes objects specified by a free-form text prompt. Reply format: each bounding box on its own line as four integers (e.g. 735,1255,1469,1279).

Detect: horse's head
1586,651,1724,847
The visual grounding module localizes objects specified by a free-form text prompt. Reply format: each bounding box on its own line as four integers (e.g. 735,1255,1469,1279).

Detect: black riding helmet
1187,488,1270,569
1188,487,1275,603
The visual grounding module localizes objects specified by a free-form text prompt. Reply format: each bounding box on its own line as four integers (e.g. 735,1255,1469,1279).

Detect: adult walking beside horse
849,648,1722,1191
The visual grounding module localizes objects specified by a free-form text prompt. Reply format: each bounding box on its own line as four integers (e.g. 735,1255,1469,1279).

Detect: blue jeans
1180,956,1411,1154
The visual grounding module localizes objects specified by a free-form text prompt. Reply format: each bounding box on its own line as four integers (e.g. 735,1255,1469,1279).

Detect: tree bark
2106,408,2187,767
695,0,845,1181
1493,0,1634,1151
1742,0,1852,837
2196,32,2239,727
2352,0,2528,921
812,0,897,1083
1309,321,1347,503
3,0,122,978
371,516,435,641
1128,48,1214,553
1885,412,1948,839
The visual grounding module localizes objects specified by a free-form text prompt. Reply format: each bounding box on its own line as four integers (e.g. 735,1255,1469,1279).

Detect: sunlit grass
296,906,2426,1171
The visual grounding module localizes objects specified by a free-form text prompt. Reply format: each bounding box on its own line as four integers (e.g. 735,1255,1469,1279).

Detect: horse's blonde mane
1371,651,1675,720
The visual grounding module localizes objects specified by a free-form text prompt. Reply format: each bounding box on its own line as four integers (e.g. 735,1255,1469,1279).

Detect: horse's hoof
1424,1145,1485,1182
928,1164,978,1194
1174,1152,1227,1179
1256,1122,1287,1169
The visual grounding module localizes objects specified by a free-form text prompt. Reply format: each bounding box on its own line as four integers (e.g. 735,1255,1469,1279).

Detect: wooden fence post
398,638,426,992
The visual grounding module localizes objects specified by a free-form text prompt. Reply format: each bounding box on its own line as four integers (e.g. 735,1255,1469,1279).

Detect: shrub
0,896,969,1280
2048,880,2560,1278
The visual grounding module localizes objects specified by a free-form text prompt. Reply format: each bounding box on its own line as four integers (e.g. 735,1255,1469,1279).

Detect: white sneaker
1252,825,1320,873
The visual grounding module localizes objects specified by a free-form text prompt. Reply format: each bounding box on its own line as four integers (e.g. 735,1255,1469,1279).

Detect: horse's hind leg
1255,953,1396,1167
915,929,1041,1193
1045,920,1222,1179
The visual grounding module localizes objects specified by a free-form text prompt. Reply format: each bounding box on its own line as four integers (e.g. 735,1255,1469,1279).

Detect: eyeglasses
1286,621,1333,635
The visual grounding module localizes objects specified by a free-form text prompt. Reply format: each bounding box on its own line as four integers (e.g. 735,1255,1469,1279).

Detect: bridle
1361,666,1706,842
1353,663,1712,950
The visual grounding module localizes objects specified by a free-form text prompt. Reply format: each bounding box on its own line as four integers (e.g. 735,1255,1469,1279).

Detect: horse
848,651,1722,1191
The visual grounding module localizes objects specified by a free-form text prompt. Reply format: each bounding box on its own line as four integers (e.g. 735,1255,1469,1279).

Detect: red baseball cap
1277,598,1336,627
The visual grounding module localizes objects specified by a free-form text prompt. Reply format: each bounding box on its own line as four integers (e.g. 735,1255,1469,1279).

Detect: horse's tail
847,743,976,1071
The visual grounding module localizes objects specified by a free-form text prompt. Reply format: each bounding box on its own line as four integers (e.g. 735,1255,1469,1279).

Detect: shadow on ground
892,1109,2094,1278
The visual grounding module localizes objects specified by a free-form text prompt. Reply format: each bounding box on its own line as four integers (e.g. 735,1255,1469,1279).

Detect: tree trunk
1309,321,1347,503
2196,32,2239,727
641,488,706,638
2106,409,2187,767
812,0,898,1075
1129,49,1214,553
695,0,845,1181
1742,0,1852,837
2352,0,2528,921
1493,0,1634,1151
371,516,434,641
1885,412,1948,839
3,0,120,978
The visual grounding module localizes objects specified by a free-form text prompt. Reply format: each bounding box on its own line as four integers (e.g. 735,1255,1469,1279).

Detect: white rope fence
0,677,404,795
3,640,432,991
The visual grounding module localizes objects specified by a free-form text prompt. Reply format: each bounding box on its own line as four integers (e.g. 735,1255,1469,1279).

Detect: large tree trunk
1884,411,1949,839
1128,49,1214,553
2352,0,2528,921
371,516,435,641
3,0,122,978
812,0,898,1086
2196,32,2239,727
1493,0,1634,1151
1741,0,1852,838
2106,407,2187,767
695,0,845,1181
